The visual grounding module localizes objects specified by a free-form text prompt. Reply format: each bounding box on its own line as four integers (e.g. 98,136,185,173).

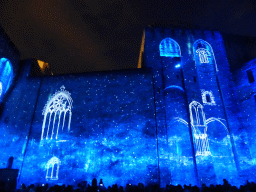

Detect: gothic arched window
189,101,206,127
189,101,211,156
46,156,61,180
41,85,73,140
193,40,214,66
159,38,181,57
0,58,13,99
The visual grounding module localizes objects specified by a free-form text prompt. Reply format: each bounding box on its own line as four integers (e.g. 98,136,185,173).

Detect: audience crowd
1,178,256,192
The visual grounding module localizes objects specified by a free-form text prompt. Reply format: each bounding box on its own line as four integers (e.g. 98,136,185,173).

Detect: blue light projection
192,39,238,185
0,58,13,98
160,39,198,186
175,64,181,68
17,72,158,187
0,82,3,98
159,38,181,57
1,30,252,188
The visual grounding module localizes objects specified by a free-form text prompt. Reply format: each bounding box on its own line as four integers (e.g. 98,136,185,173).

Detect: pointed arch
189,101,211,156
41,85,73,140
193,39,218,72
46,156,61,180
159,38,181,57
189,101,206,127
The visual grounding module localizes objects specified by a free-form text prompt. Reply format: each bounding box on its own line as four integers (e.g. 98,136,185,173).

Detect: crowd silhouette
0,178,255,192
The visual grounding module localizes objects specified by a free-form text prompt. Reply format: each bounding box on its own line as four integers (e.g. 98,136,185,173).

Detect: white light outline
196,48,211,63
41,85,73,140
46,156,61,180
174,101,229,156
193,39,219,72
201,90,216,106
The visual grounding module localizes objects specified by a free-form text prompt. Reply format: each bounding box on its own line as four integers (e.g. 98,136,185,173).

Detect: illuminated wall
232,58,256,178
0,27,21,172
17,69,158,187
144,27,253,186
0,26,255,188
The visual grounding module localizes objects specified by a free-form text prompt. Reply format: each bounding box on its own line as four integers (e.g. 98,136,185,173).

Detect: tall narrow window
159,38,181,57
41,85,73,140
193,40,213,65
46,157,61,180
201,90,215,106
247,69,255,83
206,95,211,103
189,101,211,156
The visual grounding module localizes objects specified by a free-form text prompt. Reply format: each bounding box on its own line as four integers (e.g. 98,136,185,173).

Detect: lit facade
0,26,255,187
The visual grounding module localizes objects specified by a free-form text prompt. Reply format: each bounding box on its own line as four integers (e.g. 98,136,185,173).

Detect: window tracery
159,38,181,57
41,85,73,140
196,48,211,63
46,156,61,180
189,101,211,156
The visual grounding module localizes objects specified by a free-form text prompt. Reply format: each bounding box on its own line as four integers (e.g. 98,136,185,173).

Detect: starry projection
0,28,254,188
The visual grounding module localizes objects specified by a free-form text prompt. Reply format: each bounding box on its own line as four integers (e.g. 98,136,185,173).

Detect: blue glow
192,39,238,185
159,38,181,57
0,58,13,98
175,64,181,68
0,29,254,189
164,85,184,92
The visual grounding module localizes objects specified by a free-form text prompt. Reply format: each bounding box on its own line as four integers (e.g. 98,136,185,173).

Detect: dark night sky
0,0,255,74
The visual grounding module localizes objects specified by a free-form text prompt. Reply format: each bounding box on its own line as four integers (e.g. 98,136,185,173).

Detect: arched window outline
46,156,61,180
193,39,218,72
189,101,211,156
41,85,73,140
0,58,13,98
201,90,216,106
189,101,206,127
159,38,181,57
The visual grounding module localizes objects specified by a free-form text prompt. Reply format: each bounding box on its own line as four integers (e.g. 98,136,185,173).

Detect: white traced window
41,85,73,140
46,156,61,180
201,90,216,106
196,48,211,63
189,101,211,156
